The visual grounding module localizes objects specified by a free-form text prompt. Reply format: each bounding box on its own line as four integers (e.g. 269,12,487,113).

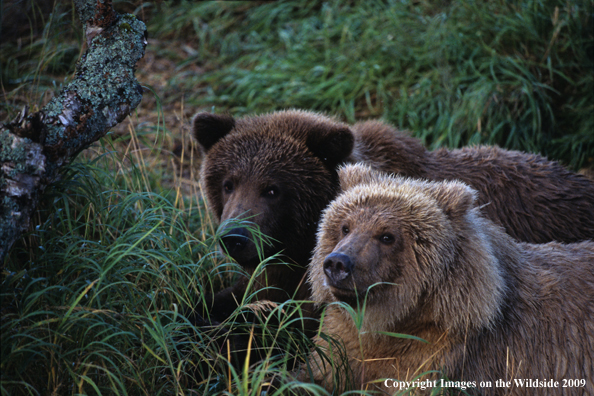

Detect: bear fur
349,120,594,244
193,110,354,321
191,110,594,324
301,163,594,395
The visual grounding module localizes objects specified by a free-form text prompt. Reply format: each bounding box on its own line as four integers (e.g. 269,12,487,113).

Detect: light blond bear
302,163,594,395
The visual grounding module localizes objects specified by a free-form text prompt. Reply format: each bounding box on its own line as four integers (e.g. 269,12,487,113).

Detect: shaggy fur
349,120,594,243
302,164,594,395
192,110,594,321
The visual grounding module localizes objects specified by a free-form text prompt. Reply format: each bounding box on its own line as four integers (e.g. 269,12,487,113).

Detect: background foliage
1,0,593,395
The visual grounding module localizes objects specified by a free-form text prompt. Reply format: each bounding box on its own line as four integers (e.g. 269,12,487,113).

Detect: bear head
309,164,506,334
192,110,354,269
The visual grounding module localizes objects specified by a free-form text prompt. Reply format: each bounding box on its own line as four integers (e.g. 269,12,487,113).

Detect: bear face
315,188,446,317
193,110,354,269
309,164,504,333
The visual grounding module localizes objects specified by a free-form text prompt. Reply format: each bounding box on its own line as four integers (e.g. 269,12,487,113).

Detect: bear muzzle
219,225,281,267
323,252,354,286
220,227,251,260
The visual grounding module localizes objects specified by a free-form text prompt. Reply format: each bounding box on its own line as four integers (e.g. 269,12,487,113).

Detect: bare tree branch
0,0,147,262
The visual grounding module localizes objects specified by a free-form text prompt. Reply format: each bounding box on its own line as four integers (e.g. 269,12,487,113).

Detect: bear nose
323,252,354,284
221,227,250,256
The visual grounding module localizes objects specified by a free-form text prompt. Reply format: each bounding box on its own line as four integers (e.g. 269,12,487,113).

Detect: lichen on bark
0,0,147,262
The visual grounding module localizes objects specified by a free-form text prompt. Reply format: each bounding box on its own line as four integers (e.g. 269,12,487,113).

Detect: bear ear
427,180,477,221
191,112,236,152
305,125,354,169
338,163,384,191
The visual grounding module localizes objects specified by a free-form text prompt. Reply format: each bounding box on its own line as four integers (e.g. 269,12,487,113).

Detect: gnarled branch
0,0,147,262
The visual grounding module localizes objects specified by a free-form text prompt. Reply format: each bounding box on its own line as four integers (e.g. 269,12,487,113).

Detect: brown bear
191,110,594,324
300,163,594,395
192,110,354,322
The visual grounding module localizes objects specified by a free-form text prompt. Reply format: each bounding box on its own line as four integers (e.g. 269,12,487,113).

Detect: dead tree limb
0,0,147,263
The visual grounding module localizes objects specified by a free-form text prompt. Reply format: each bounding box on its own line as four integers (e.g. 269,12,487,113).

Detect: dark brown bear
301,164,594,395
193,110,354,321
192,110,594,322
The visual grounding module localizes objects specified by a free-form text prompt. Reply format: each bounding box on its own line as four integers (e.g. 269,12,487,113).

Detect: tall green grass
3,1,592,166
149,0,593,169
1,0,82,116
0,133,327,395
2,136,203,394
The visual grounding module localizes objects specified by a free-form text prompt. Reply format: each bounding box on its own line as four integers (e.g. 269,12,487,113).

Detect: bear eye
379,233,395,245
223,181,233,193
262,185,280,198
341,225,349,235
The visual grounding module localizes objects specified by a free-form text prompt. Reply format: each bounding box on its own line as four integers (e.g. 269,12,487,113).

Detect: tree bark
0,0,147,263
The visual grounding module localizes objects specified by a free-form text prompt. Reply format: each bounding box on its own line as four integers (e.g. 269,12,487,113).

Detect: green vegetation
149,0,593,169
1,134,322,395
1,0,592,395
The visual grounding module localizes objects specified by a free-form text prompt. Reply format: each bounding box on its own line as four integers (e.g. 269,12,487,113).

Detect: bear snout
323,252,354,285
220,227,251,258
